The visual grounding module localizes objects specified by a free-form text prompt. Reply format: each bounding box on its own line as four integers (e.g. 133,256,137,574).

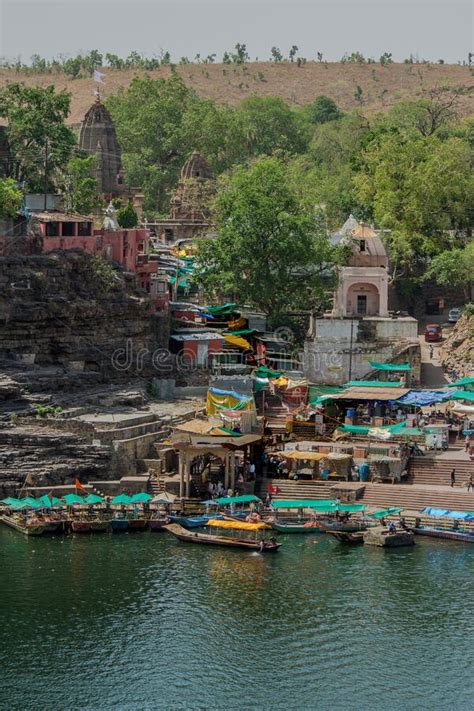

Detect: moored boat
111,514,129,531
164,523,281,551
271,520,325,533
321,520,370,533
127,516,148,531
149,515,170,531
89,519,110,533
168,514,213,529
0,514,47,536
413,526,474,543
327,530,364,544
71,520,91,533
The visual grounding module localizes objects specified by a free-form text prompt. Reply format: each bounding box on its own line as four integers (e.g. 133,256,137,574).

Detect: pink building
32,211,168,314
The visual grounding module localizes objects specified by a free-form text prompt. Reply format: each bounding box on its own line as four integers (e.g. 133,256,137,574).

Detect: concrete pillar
179,452,184,499
185,453,191,498
224,452,230,490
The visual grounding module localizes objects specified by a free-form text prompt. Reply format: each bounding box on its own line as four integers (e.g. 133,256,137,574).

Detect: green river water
0,527,473,711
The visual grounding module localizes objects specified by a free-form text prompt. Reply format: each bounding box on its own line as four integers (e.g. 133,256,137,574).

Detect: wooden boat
168,514,213,529
89,519,110,533
164,523,281,552
71,520,91,533
111,515,129,531
363,526,415,548
207,518,270,531
321,520,370,533
0,514,47,536
271,520,325,533
148,515,170,531
414,526,474,543
127,516,148,530
327,530,364,544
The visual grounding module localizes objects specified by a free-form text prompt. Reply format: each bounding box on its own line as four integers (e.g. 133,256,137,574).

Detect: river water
0,528,473,711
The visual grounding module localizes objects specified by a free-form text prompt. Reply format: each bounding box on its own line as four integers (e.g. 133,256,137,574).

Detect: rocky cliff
440,313,474,379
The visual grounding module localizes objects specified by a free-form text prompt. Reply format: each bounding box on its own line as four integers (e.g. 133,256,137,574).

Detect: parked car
424,324,443,342
448,307,462,323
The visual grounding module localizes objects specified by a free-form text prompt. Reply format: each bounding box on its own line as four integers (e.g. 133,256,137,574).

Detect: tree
379,52,393,66
232,44,249,64
64,155,99,214
354,85,364,104
308,96,342,124
270,47,283,63
196,157,340,325
0,177,22,218
424,244,474,300
117,200,138,228
63,57,81,79
0,83,76,191
289,45,298,62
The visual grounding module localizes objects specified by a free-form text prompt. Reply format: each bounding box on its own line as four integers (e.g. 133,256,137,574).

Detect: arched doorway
346,283,380,316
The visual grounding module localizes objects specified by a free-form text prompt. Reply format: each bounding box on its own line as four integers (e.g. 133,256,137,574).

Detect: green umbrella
63,493,85,505
112,494,132,505
130,492,152,504
85,494,104,504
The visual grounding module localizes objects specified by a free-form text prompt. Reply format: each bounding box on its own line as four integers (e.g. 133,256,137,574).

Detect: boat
164,523,281,552
207,518,270,531
111,514,129,531
413,526,474,543
127,516,148,531
321,520,370,533
168,514,214,529
363,526,415,548
0,514,47,536
149,515,170,531
71,520,91,533
271,520,325,533
327,530,364,544
89,519,110,533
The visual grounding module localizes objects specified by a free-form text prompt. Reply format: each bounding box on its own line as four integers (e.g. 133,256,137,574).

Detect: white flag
93,68,105,84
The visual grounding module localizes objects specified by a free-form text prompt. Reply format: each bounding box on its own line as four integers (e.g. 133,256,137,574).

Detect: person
259,540,265,552
450,468,456,488
388,521,397,533
265,493,271,508
248,462,256,481
467,474,473,492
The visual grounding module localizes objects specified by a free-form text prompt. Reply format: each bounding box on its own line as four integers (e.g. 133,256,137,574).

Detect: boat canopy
368,508,402,519
422,507,474,520
111,494,132,505
214,494,261,505
369,361,411,372
337,504,366,513
84,494,104,504
63,494,86,505
271,499,338,510
130,492,152,503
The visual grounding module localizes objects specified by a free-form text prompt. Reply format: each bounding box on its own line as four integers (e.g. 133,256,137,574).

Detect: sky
0,0,472,64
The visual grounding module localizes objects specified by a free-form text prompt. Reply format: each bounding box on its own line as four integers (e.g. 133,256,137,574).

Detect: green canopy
369,361,411,372
205,303,237,315
449,390,474,402
63,494,85,505
447,376,474,388
255,365,282,379
271,499,338,510
130,492,152,503
337,504,366,513
112,494,132,505
344,380,403,388
16,499,42,510
85,494,104,504
368,507,402,519
1,497,19,505
223,329,255,336
339,424,370,434
214,494,261,505
339,421,408,435
308,385,344,406
36,494,63,508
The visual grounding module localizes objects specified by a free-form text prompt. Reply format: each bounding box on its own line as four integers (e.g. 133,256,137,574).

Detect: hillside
1,62,472,125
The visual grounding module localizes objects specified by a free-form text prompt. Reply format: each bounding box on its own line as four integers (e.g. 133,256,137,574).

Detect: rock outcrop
440,313,474,379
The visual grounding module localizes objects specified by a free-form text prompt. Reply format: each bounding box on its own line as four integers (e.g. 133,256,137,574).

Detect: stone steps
408,458,473,486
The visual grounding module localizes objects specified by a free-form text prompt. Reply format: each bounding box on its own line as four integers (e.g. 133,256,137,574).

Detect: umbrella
130,492,152,504
112,494,132,505
84,494,104,505
63,493,86,505
36,494,64,508
151,492,176,504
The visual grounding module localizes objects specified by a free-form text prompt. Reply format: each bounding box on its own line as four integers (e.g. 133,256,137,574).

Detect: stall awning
369,361,412,372
283,451,326,461
422,507,474,520
449,390,474,403
344,380,403,388
331,387,409,401
396,389,457,406
214,494,261,505
271,499,338,509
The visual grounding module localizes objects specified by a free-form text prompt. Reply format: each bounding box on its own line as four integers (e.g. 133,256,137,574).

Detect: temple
304,216,418,384
78,97,126,198
149,150,215,246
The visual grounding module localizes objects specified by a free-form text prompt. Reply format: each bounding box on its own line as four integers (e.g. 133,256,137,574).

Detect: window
359,240,366,252
62,222,75,237
357,295,367,315
78,221,92,236
45,222,59,237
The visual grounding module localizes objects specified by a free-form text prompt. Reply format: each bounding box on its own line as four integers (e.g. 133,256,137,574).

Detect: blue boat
169,514,215,529
111,514,129,531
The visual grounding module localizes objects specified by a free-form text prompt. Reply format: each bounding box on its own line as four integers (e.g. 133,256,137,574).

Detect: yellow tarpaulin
283,451,326,461
207,519,269,531
206,391,254,415
227,317,246,330
223,334,251,350
272,376,289,387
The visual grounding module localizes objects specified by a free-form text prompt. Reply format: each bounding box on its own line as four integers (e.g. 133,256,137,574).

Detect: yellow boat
206,518,269,531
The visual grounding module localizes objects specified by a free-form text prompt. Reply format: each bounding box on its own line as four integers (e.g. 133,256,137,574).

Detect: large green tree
0,83,76,191
64,155,100,214
0,177,22,218
196,157,340,326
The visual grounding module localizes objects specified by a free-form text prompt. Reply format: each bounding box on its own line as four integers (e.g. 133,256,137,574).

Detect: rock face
440,314,474,379
0,250,160,374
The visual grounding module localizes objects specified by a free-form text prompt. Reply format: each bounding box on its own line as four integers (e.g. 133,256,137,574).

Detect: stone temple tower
79,98,124,197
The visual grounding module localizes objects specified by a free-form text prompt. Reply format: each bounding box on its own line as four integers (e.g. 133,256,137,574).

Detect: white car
448,308,462,323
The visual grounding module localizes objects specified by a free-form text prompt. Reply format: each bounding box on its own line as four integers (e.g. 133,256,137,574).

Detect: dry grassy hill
1,62,472,125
